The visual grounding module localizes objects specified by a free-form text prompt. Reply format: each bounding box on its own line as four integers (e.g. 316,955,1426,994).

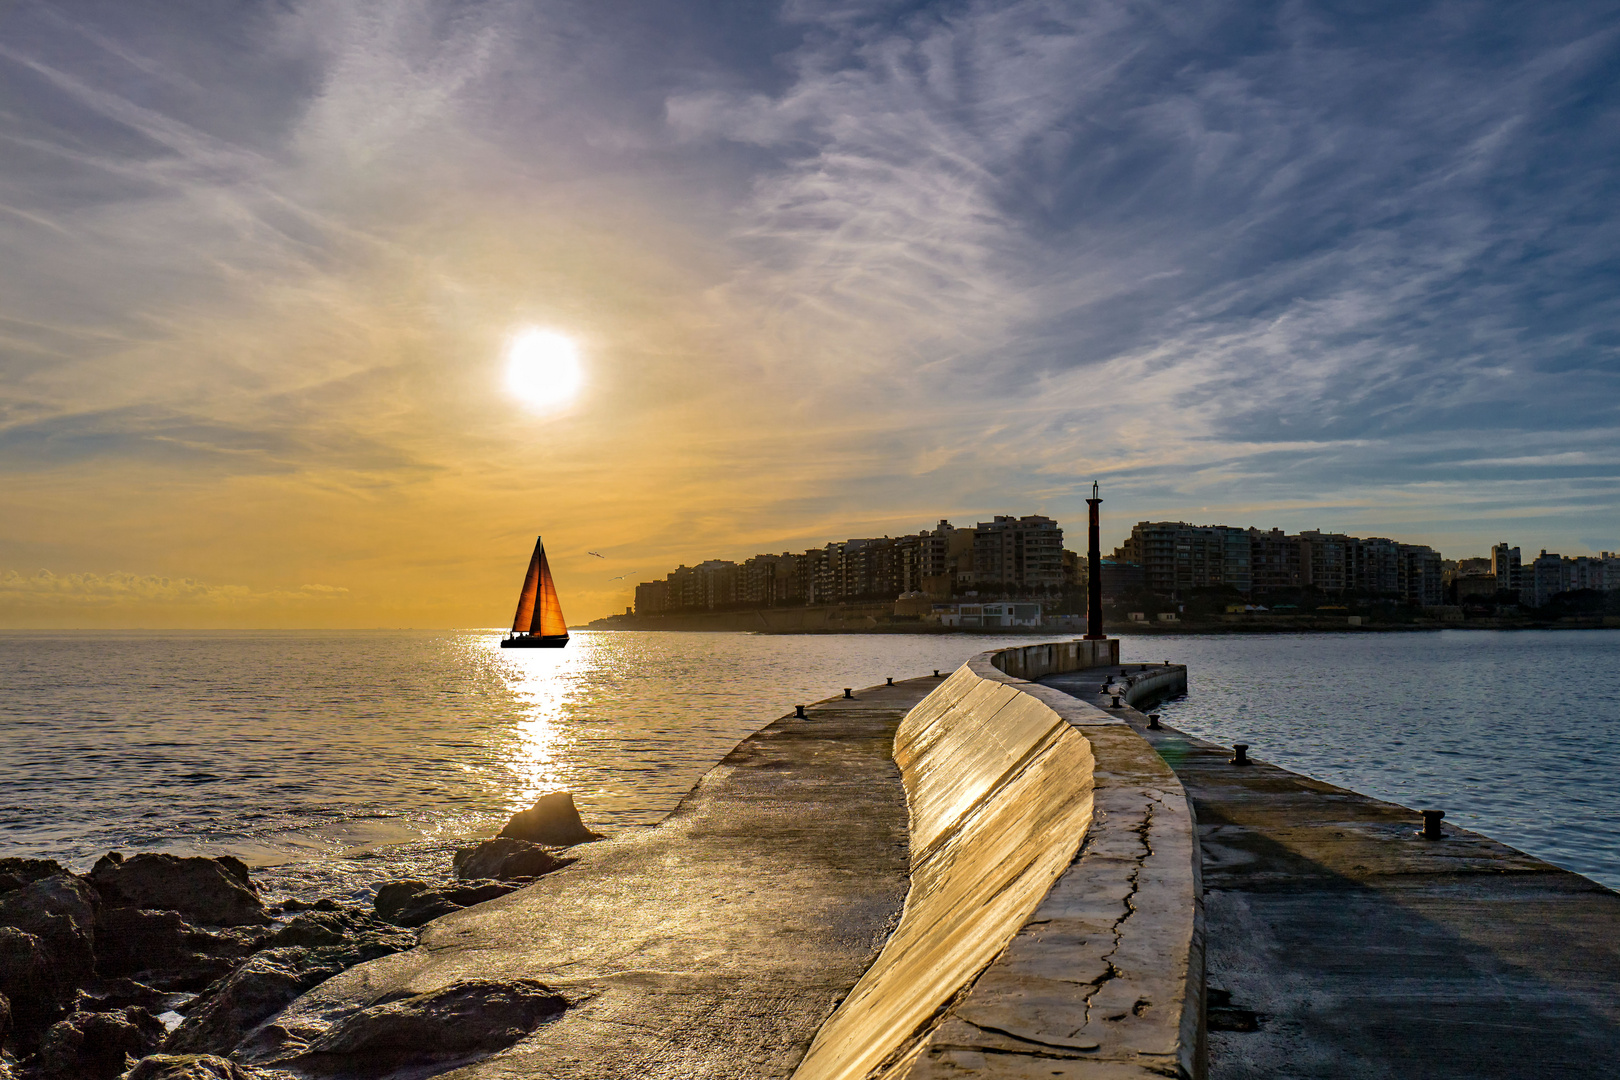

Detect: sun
505,328,584,410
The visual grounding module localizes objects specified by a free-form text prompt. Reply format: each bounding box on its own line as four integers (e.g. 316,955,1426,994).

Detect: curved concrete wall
793,641,1203,1080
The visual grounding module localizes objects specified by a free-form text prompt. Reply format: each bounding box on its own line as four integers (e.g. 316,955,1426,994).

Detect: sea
2,629,1617,899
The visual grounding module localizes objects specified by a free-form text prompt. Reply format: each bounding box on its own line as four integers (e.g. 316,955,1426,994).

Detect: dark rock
74,978,169,1014
372,877,523,928
442,881,520,907
0,989,10,1051
94,907,260,991
261,908,415,954
162,948,347,1057
123,1052,279,1079
0,857,68,895
89,854,269,928
291,979,568,1073
452,837,569,882
497,792,602,847
0,872,99,987
0,925,65,1036
39,1007,165,1080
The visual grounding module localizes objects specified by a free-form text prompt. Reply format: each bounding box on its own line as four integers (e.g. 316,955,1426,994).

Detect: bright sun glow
505,328,583,410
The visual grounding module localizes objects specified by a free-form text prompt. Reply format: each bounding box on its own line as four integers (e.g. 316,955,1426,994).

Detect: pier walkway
1043,666,1620,1080
246,677,938,1079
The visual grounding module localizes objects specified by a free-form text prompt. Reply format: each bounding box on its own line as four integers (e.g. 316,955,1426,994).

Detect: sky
1,0,1617,627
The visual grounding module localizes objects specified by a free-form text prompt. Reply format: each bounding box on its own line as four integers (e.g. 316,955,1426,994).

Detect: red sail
511,539,542,633
532,544,567,637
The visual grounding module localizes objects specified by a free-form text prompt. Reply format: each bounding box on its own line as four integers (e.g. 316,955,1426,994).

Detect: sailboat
500,536,570,648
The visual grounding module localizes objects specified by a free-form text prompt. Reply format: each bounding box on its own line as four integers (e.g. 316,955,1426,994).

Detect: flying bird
587,551,607,559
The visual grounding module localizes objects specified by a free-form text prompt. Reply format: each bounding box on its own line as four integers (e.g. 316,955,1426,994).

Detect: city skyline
3,2,1617,627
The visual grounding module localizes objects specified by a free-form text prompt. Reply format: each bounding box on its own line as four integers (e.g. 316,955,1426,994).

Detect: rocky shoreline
0,793,600,1080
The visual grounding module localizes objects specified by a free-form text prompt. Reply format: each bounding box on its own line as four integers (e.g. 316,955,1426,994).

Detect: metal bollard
1111,694,1122,707
934,669,941,678
1231,743,1250,765
795,704,806,718
1419,809,1445,840
886,676,894,686
1148,713,1161,730
843,688,853,699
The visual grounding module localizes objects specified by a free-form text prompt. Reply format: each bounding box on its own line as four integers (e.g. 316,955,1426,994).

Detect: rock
0,858,68,895
452,837,569,882
123,1053,280,1079
0,989,10,1051
89,854,269,928
161,948,347,1057
94,908,260,992
0,925,65,1037
74,978,169,1014
39,1007,165,1080
371,876,523,928
497,792,602,847
0,872,99,988
289,979,568,1073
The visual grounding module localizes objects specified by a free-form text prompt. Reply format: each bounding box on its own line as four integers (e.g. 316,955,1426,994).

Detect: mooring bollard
843,688,853,699
1419,809,1446,839
1148,713,1161,730
795,704,806,718
933,669,941,678
886,676,894,686
1231,743,1250,765
1111,693,1122,707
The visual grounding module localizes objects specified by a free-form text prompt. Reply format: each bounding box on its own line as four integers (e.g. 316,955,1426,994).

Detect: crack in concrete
1080,793,1158,1029
958,1019,1099,1055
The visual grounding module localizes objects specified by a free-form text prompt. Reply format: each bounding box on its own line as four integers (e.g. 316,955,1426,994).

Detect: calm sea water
2,629,1616,898
0,630,1032,900
1146,630,1620,891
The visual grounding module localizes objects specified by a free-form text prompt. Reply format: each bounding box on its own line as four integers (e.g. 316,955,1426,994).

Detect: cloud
0,569,348,607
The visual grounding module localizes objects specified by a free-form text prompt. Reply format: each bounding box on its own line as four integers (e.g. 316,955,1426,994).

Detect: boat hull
501,634,570,649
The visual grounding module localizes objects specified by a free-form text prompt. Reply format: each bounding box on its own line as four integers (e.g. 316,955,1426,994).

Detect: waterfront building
1491,543,1523,597
934,601,1043,628
969,515,1065,592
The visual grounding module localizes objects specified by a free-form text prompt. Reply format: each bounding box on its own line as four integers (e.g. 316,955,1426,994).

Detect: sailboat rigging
500,536,569,648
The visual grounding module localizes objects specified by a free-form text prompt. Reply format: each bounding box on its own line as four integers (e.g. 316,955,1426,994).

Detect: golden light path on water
487,633,583,809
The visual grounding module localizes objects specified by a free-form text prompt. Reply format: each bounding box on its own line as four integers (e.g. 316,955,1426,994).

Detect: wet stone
89,853,270,928
124,1053,285,1080
497,792,603,848
453,837,569,882
284,979,569,1075
38,1006,165,1080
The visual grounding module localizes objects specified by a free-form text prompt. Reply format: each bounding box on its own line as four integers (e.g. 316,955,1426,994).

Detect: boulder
496,792,602,847
288,979,568,1073
0,925,65,1037
89,854,269,928
0,989,10,1052
94,907,260,991
0,872,99,988
162,948,348,1057
75,978,170,1014
371,878,521,929
0,857,68,895
39,1007,165,1080
452,837,569,882
123,1053,281,1079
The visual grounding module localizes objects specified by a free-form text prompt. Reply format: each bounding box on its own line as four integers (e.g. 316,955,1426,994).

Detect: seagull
587,551,607,559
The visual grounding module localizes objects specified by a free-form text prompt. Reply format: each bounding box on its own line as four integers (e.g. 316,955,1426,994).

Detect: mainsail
510,536,567,638
532,544,567,637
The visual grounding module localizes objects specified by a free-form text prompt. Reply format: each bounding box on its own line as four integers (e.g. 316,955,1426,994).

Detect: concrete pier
243,678,938,1079
1042,666,1620,1080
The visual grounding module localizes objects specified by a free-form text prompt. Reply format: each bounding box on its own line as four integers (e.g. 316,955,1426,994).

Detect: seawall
794,639,1204,1079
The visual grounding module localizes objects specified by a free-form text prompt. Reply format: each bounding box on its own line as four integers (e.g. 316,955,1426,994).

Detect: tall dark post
1085,481,1105,640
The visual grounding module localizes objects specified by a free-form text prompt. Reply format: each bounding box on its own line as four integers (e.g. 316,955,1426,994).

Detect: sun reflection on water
489,633,590,810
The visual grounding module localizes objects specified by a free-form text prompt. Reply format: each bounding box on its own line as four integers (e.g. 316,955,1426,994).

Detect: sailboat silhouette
500,536,570,648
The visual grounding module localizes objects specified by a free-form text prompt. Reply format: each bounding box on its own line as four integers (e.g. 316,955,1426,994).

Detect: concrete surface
244,678,937,1080
798,645,1203,1080
1043,668,1620,1080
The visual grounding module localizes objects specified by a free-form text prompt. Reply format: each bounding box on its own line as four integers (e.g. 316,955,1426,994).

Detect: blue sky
1,0,1617,623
